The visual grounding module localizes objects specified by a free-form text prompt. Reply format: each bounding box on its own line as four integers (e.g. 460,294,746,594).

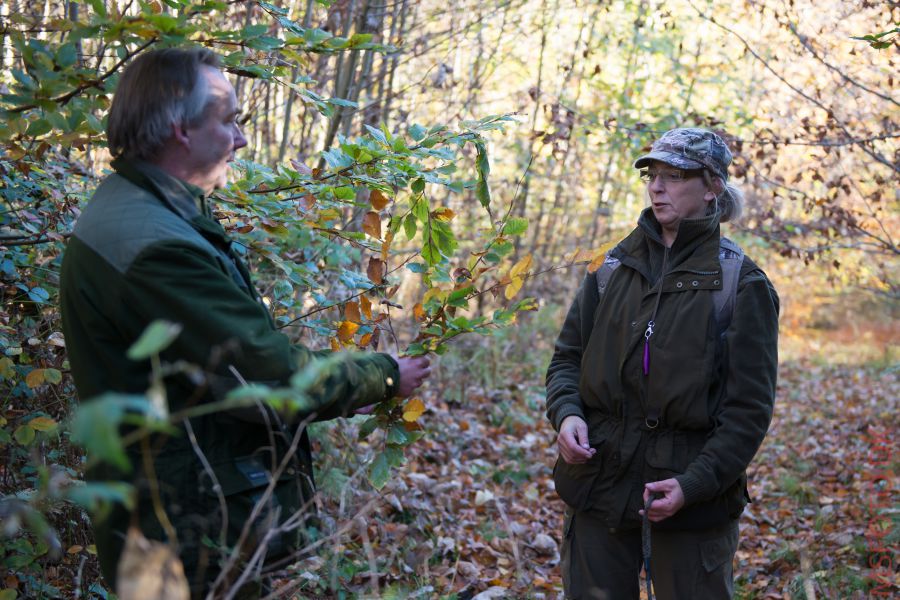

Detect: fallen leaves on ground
295,360,898,598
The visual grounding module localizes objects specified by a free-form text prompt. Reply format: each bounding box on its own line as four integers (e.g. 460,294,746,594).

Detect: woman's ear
704,175,723,201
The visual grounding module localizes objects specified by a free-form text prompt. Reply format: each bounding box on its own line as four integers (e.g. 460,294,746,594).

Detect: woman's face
644,160,715,232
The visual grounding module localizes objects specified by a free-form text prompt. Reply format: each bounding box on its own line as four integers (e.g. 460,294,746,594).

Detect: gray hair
703,170,744,223
107,47,221,161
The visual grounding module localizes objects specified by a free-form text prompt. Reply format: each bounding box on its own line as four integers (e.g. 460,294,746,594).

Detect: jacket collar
618,208,722,281
111,157,229,244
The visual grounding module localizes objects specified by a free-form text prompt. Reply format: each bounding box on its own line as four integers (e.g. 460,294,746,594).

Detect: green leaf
43,368,62,384
408,123,427,142
502,217,529,236
474,138,492,211
0,589,15,600
358,416,379,440
55,43,78,68
86,0,107,17
333,186,355,200
403,213,417,240
411,178,426,194
368,451,391,489
127,320,183,360
66,481,135,512
384,445,405,467
14,424,35,446
386,424,410,445
27,287,50,303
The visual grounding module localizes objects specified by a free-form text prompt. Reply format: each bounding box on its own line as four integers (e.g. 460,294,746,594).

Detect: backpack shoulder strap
595,249,622,298
715,237,744,333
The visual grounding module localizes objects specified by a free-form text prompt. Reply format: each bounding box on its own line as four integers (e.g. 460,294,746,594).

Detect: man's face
183,66,248,193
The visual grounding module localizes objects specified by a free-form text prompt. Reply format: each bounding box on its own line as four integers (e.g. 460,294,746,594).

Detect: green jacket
546,209,779,530
60,158,400,590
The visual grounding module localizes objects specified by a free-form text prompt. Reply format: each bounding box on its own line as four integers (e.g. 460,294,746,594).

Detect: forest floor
283,322,900,599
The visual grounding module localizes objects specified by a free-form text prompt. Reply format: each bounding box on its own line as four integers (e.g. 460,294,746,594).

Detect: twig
686,0,898,173
6,38,157,114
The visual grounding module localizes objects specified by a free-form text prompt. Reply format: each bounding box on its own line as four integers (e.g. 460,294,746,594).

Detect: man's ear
172,121,191,149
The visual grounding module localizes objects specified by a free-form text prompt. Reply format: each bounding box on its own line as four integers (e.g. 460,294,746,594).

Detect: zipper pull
643,320,654,376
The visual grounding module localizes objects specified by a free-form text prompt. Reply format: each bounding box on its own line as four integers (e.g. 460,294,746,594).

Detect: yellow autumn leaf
413,302,426,322
381,229,395,262
362,211,382,239
509,254,533,279
402,397,426,422
68,545,84,554
28,416,57,432
25,369,45,388
586,240,618,273
422,287,446,305
359,333,373,347
370,189,390,210
0,357,14,379
345,301,361,323
504,276,524,300
330,337,342,351
360,295,373,320
337,321,360,342
431,207,455,221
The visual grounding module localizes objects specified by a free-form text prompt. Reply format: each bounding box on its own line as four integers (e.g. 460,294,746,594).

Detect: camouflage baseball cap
633,128,733,180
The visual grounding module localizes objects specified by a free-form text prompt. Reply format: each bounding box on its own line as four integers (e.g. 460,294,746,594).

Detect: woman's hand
640,479,685,522
557,415,597,464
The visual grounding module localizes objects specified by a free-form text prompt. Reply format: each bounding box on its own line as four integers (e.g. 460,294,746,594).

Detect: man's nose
233,125,248,150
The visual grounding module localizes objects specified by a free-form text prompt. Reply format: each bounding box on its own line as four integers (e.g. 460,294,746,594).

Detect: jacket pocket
553,440,606,511
199,455,303,558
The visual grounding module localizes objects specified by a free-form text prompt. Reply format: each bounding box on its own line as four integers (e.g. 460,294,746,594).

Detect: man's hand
557,415,596,464
640,478,685,522
396,356,431,398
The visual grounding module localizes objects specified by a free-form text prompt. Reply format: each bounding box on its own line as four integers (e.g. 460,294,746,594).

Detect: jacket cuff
675,471,714,506
553,403,586,432
377,353,400,400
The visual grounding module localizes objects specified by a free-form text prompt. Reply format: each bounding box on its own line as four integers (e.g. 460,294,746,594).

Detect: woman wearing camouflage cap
546,128,779,599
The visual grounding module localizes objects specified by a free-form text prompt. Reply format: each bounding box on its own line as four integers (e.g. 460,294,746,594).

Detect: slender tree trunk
513,0,550,254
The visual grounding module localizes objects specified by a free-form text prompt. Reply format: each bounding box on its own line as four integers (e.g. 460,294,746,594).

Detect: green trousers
560,509,739,600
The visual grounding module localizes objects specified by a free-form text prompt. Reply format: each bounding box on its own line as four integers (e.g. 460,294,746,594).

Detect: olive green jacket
546,209,779,530
60,158,399,590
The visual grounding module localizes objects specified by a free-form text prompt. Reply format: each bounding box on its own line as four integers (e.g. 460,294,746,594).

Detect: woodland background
0,0,897,598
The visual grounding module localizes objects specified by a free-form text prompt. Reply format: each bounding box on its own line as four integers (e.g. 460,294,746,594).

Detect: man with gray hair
60,47,431,597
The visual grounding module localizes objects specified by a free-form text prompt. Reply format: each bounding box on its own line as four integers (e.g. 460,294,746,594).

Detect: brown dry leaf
370,189,390,210
116,527,189,600
345,301,361,323
362,211,382,239
360,295,373,320
329,337,341,351
367,257,385,284
300,193,316,212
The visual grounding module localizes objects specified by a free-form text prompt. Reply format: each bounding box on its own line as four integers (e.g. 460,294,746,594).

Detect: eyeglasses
639,169,702,183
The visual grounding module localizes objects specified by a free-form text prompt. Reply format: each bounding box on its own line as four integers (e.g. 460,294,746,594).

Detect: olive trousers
560,509,739,600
